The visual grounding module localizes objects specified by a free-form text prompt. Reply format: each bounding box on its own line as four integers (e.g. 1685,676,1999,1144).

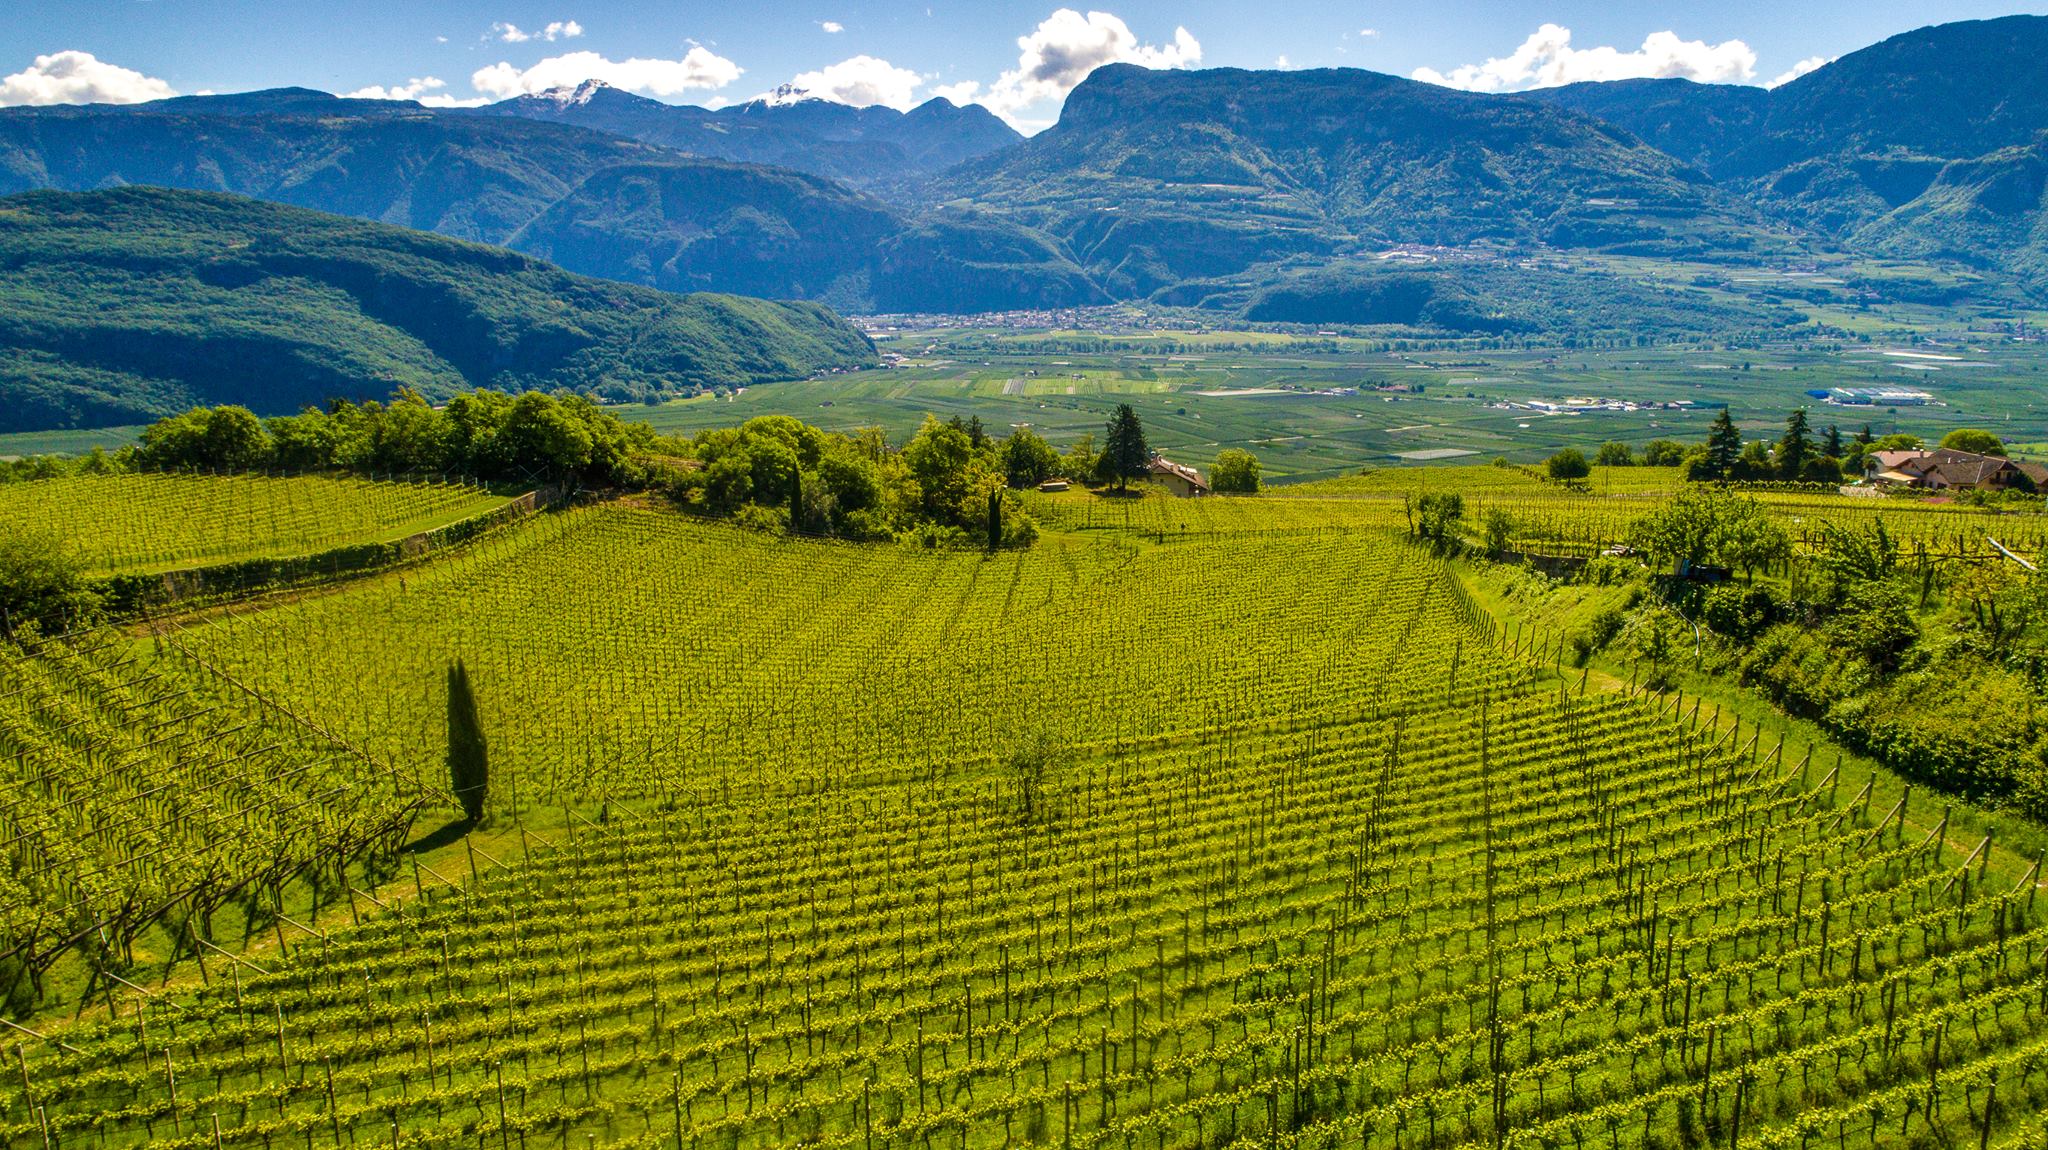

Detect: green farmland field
5,474,2048,1149
0,472,513,575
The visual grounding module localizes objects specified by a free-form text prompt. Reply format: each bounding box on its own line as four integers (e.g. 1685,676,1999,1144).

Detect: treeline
1,390,660,488
1576,409,2024,493
663,403,1190,546
3,391,1223,565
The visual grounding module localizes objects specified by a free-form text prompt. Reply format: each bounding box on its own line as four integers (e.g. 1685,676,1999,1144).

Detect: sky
5,1,2047,132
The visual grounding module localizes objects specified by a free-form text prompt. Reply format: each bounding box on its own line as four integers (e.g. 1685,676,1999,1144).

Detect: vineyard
0,473,510,575
3,478,2047,1149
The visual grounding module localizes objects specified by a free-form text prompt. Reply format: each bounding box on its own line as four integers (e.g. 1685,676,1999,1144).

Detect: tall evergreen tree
446,659,488,824
988,489,1003,551
1824,424,1843,459
1102,404,1151,492
1777,408,1814,480
1855,424,1875,446
1703,409,1743,478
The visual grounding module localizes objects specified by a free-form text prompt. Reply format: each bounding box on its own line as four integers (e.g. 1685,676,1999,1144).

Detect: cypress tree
988,489,1003,551
447,659,488,824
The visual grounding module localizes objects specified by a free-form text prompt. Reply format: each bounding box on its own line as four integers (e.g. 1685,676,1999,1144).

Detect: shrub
1700,584,1780,643
0,526,100,639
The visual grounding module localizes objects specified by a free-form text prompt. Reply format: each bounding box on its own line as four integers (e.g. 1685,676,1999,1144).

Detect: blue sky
6,1,2046,130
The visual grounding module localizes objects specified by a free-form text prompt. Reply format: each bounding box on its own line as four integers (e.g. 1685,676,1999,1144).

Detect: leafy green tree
1546,448,1591,481
999,427,1061,487
1800,456,1844,485
138,405,272,471
267,410,349,471
1594,442,1634,467
1101,404,1151,492
1482,509,1515,556
1628,488,1788,578
1640,439,1687,467
1701,408,1744,478
1776,408,1814,481
446,659,489,824
0,527,100,639
1939,429,2006,456
817,453,880,513
1416,492,1464,553
903,414,975,516
1211,449,1261,493
492,392,595,482
1060,434,1099,483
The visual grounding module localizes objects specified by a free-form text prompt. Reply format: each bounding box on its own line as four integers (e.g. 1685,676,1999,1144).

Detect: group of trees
1673,408,2013,487
665,414,1037,547
1680,408,1842,484
134,390,661,486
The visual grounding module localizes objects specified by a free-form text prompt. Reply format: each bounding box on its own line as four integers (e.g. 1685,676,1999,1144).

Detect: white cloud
343,76,491,108
1358,28,1379,38
471,47,741,99
1412,24,1757,93
1767,55,1830,88
820,21,845,34
1274,55,1292,69
929,79,982,105
345,76,446,100
779,55,925,110
0,50,176,106
493,20,584,44
978,9,1201,127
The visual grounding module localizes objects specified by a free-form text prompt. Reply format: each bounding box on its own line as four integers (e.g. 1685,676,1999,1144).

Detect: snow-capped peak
757,83,821,107
534,79,612,107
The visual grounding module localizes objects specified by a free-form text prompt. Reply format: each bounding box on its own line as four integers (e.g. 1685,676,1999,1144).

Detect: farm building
1828,386,1933,406
1148,456,1210,497
1865,448,2048,492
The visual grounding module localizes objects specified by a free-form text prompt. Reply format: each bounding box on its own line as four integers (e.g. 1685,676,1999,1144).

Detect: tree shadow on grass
401,817,475,855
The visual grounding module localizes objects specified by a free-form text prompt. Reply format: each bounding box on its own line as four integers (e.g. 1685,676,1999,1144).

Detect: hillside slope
1526,17,2048,291
0,187,877,432
0,91,1095,313
939,64,1786,297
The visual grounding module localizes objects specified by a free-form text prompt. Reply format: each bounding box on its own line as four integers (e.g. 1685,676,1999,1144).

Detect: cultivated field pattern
1,479,2043,1150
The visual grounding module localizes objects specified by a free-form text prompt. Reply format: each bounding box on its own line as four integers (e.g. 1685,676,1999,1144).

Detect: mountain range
475,79,1019,193
0,186,875,432
2,15,2047,324
1526,15,2048,287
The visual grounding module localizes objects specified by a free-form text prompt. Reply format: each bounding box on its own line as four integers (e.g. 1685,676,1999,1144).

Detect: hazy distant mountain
0,93,665,243
0,90,1096,312
472,80,1020,193
936,63,1787,298
1525,16,2048,290
0,187,877,432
